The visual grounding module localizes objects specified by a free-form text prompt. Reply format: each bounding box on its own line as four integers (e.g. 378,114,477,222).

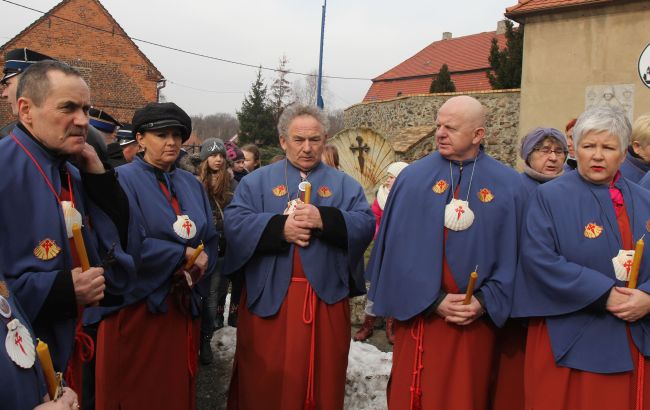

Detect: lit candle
36,340,58,400
185,242,205,269
463,266,479,305
628,236,645,289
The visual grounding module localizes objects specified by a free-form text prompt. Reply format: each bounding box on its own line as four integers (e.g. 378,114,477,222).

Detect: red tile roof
363,31,506,102
506,0,614,18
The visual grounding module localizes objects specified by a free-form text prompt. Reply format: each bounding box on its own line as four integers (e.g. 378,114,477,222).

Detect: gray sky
1,0,516,116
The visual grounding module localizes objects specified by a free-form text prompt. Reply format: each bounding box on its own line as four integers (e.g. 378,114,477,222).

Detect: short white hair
573,106,631,154
277,104,329,137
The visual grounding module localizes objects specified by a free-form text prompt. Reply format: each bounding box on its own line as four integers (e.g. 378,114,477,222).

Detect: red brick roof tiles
363,31,505,102
506,0,613,17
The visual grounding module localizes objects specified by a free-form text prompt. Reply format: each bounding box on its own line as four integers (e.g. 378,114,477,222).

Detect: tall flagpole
316,0,327,109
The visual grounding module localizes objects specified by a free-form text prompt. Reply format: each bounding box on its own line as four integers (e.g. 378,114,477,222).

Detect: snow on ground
345,341,392,409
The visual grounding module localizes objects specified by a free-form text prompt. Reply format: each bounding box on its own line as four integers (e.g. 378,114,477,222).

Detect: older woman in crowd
491,127,568,410
94,103,218,410
621,113,650,182
513,106,650,409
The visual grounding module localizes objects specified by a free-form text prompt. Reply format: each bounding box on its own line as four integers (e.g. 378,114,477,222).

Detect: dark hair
241,144,261,169
322,144,340,168
16,60,82,106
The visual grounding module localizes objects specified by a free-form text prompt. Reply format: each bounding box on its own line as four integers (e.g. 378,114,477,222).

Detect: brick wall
0,0,163,126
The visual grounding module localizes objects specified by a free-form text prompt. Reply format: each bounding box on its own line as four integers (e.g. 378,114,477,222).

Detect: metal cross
349,135,370,173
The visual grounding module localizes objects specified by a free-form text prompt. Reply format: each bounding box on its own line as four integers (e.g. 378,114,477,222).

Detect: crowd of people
3,46,650,410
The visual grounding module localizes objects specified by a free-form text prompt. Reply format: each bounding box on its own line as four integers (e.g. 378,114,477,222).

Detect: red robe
94,297,200,410
228,250,350,410
387,243,496,410
524,202,650,409
490,319,526,410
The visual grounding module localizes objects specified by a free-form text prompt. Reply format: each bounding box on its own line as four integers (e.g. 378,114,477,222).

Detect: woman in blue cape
93,103,217,410
513,106,650,409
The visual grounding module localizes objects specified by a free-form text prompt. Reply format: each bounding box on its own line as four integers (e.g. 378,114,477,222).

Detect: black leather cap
132,102,192,142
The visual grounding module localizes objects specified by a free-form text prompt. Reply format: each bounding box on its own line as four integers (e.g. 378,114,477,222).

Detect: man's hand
292,204,323,230
283,213,312,247
185,246,208,274
436,293,485,326
72,266,105,305
74,143,105,174
607,287,650,322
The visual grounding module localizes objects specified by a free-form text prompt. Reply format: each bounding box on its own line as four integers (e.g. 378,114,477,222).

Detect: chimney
496,20,507,35
442,32,452,40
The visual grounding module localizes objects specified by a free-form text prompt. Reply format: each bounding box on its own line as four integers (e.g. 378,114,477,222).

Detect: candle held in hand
628,236,645,289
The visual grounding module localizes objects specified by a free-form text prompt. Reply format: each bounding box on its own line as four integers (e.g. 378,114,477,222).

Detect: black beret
2,48,55,83
132,102,192,142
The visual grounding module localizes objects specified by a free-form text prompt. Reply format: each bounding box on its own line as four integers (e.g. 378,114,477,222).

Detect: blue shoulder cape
92,155,218,318
0,126,136,370
512,170,650,373
223,160,374,317
0,273,47,409
367,150,525,327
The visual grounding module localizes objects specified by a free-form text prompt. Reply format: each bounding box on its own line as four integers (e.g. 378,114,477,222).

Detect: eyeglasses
533,147,567,156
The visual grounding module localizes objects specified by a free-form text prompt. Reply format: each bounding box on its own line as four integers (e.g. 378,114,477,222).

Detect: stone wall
343,89,521,166
344,90,520,325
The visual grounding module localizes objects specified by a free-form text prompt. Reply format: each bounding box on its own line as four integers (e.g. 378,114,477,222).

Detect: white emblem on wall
585,84,634,123
639,43,650,89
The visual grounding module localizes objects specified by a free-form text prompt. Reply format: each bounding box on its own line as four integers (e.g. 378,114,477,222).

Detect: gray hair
16,60,83,106
277,104,330,137
573,106,631,153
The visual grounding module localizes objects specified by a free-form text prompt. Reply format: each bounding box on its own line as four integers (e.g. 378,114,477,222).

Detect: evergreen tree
237,67,277,146
429,64,456,93
487,20,524,89
269,55,293,124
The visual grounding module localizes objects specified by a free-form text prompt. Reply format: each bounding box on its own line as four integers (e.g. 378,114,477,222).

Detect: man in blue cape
366,96,525,410
0,60,135,404
224,104,374,409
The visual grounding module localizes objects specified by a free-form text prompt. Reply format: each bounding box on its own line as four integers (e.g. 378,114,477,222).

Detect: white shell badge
283,199,303,215
612,249,635,281
0,296,11,319
444,198,475,231
173,215,197,240
61,201,82,239
5,318,35,368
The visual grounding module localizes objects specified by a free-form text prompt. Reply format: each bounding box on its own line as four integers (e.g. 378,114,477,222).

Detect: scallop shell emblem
433,180,449,194
318,186,332,198
5,318,35,368
477,188,494,203
444,198,475,231
612,249,635,281
173,215,197,240
272,185,287,197
584,223,603,239
34,239,61,261
61,201,82,239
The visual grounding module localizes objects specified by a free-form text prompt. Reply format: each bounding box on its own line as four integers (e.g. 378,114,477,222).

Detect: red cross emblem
583,223,603,239
455,206,465,220
432,180,449,194
14,332,25,355
182,219,193,236
624,259,633,274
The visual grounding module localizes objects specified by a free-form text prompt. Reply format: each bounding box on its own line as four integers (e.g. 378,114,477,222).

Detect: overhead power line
1,0,372,81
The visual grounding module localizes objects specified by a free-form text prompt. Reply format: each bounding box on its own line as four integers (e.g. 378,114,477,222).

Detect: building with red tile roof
363,26,508,102
506,0,614,18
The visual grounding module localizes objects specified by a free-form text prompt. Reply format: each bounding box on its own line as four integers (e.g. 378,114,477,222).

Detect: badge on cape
34,239,61,261
646,219,650,233
173,215,197,240
272,184,287,197
477,188,494,203
444,198,475,231
284,198,303,215
0,296,11,319
612,249,635,281
584,223,603,239
318,186,332,198
61,201,83,239
5,318,35,369
433,180,449,194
